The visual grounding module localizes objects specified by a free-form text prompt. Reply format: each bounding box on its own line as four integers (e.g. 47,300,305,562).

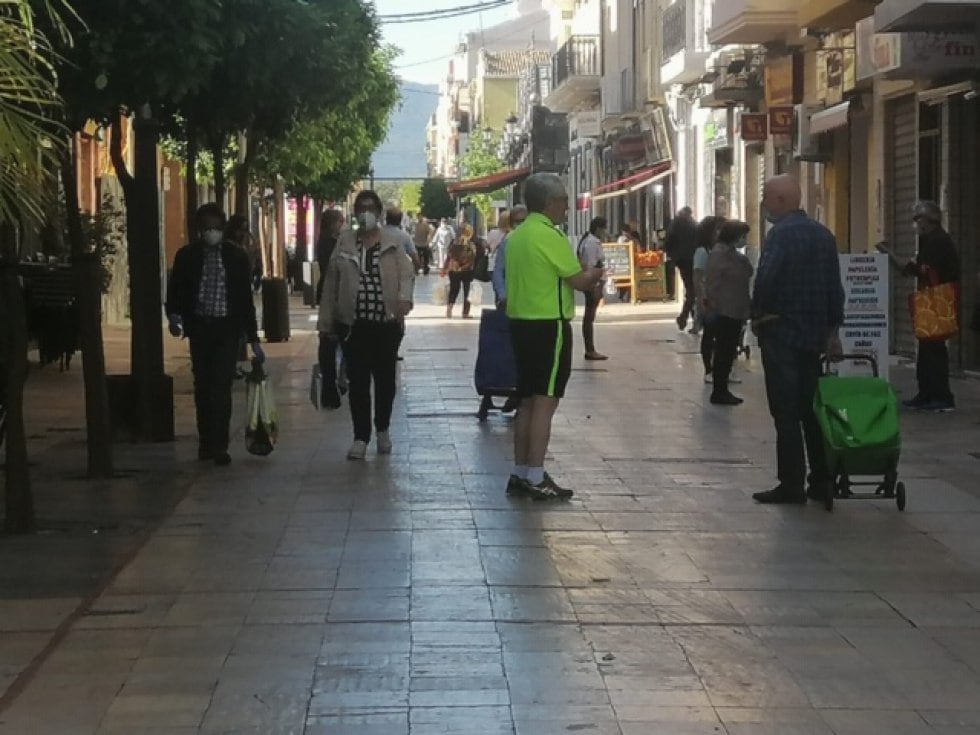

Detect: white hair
524,173,566,213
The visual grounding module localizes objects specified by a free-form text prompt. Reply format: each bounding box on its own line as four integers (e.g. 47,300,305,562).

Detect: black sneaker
198,446,213,461
506,475,532,497
923,400,955,413
213,451,232,466
752,487,806,504
527,473,574,501
902,395,929,409
321,384,341,409
806,483,829,502
710,392,743,406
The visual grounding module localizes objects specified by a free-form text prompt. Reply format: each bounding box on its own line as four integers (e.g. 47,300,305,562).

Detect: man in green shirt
505,173,603,499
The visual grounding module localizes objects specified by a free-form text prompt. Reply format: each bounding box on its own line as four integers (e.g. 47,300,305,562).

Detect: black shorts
509,319,572,399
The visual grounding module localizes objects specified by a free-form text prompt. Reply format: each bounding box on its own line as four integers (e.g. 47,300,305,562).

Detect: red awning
590,160,673,196
447,167,531,195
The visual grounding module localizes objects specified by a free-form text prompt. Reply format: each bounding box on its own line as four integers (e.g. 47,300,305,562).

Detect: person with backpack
442,223,477,318
577,217,609,360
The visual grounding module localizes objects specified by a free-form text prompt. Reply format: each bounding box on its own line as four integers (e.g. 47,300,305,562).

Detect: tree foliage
256,47,400,203
0,0,70,224
458,127,505,230
399,181,422,214
419,178,455,220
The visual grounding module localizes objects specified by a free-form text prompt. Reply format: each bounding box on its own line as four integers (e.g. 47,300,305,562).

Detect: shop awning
919,81,975,105
447,167,531,195
809,101,850,135
590,161,673,202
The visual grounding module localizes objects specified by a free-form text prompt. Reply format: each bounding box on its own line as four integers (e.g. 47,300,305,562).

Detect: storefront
864,15,980,364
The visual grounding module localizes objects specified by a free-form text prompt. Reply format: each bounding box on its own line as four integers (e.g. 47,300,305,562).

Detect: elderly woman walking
318,190,415,459
704,220,754,406
442,222,477,318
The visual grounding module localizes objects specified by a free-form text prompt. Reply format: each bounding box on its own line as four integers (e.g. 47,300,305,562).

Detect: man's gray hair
524,173,566,213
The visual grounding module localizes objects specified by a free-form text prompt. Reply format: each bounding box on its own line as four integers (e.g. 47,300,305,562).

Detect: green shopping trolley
814,354,905,512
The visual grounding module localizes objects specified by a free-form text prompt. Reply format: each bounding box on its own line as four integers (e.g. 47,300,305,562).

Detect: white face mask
356,211,378,231
202,229,223,246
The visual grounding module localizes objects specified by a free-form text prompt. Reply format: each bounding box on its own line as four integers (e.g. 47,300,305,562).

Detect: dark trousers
760,335,828,490
448,271,473,305
582,288,600,353
677,262,695,323
916,340,954,404
417,246,432,275
711,316,743,396
700,321,716,374
341,320,401,442
188,318,241,453
318,331,338,387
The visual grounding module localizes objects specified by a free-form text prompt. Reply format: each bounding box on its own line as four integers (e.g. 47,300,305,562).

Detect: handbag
432,276,449,305
472,244,491,282
908,281,959,341
246,361,278,456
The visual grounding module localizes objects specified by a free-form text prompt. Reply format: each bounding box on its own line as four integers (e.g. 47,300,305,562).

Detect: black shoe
676,315,687,331
902,395,929,409
213,451,232,466
197,446,213,461
710,392,743,406
501,397,519,413
923,399,955,412
806,483,829,502
321,384,341,409
752,487,806,504
526,473,574,501
506,475,532,497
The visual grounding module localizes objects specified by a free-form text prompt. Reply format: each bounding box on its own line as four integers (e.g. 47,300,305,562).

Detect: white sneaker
376,431,392,455
347,440,367,460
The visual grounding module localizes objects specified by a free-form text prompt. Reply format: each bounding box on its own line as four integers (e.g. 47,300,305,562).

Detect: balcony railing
552,35,600,90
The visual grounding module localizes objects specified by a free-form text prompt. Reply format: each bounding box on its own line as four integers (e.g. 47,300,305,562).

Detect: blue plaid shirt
196,244,228,318
752,210,844,353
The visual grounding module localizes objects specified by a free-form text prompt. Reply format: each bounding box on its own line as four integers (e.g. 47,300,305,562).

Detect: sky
375,0,516,87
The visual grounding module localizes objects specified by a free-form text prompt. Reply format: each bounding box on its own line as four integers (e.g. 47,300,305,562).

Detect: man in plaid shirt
166,204,264,466
751,175,844,505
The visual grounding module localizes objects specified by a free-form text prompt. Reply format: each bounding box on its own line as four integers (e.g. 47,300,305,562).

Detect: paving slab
2,287,980,733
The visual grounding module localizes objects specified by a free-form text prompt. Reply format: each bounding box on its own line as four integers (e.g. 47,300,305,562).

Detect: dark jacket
166,240,259,342
315,233,338,303
665,215,698,265
904,228,959,288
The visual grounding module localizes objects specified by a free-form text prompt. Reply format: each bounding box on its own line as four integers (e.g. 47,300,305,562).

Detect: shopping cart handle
824,353,879,377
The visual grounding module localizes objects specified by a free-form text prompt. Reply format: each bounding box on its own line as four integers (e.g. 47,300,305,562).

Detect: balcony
799,0,880,30
875,0,980,31
708,0,801,45
545,36,601,113
661,0,713,86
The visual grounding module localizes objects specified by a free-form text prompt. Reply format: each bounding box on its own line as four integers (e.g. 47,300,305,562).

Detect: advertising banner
838,253,890,379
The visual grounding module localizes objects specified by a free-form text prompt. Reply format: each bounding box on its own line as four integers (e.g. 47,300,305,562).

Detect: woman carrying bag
703,220,754,406
442,223,477,319
318,190,415,460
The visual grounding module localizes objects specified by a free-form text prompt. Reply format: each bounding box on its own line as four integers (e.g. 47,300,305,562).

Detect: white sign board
838,254,890,379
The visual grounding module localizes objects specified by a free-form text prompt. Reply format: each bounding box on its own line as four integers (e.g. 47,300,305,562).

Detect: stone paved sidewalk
2,282,980,734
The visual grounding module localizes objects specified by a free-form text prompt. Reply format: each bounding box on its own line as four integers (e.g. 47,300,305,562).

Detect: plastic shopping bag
468,281,483,306
432,276,449,305
246,360,278,456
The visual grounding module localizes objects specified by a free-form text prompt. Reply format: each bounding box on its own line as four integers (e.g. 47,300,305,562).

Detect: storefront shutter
885,95,917,358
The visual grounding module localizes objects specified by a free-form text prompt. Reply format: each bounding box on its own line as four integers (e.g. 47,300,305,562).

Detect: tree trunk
212,135,226,209
273,178,286,279
0,223,34,534
111,110,170,442
185,121,199,243
62,142,114,479
295,195,308,287
234,129,251,217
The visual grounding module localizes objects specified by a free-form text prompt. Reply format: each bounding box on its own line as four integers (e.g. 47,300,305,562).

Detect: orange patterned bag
908,282,959,341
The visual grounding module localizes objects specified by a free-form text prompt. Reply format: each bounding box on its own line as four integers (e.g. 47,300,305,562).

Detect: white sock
512,465,528,480
527,467,544,485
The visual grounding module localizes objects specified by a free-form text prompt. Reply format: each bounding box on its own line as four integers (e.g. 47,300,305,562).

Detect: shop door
885,96,918,358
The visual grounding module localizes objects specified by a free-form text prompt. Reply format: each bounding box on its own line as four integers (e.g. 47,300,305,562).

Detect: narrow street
3,283,980,734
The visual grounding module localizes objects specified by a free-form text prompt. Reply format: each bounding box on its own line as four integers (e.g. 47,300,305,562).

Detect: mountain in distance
371,81,438,181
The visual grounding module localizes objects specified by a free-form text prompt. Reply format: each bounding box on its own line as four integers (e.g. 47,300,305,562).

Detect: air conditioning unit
792,104,830,162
